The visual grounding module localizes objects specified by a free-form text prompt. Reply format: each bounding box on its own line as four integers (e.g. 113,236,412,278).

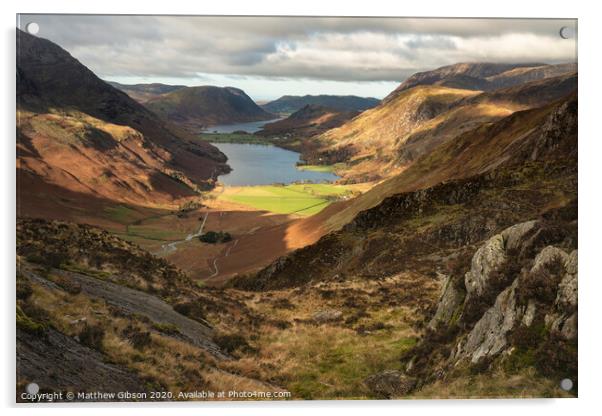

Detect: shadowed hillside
146,86,275,132
17,30,229,221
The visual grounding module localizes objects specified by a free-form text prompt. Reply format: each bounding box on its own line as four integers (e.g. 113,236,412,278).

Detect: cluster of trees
198,231,233,244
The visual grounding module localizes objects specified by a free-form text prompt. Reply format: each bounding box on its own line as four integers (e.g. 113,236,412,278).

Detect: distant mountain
262,95,380,114
146,86,275,131
16,30,228,223
107,82,186,103
385,62,577,103
256,104,359,138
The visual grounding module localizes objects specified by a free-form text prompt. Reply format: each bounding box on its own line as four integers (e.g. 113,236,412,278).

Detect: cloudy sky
18,15,577,100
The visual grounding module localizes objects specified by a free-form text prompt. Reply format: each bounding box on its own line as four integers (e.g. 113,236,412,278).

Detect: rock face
458,243,577,363
464,220,537,302
459,279,521,363
407,216,577,389
428,274,465,330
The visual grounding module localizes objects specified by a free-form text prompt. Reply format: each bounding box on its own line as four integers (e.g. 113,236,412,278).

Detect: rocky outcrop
405,216,577,392
464,220,537,302
457,244,576,364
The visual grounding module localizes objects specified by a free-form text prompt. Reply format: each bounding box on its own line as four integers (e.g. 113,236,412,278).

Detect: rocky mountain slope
146,86,275,132
303,71,576,182
17,30,229,222
262,94,379,114
108,82,186,103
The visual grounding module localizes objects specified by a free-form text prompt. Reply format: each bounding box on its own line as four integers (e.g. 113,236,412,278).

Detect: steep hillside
16,218,284,400
230,94,577,397
306,72,576,182
262,95,379,114
17,30,229,222
107,82,186,103
146,86,275,131
256,104,359,139
305,86,483,181
239,93,577,290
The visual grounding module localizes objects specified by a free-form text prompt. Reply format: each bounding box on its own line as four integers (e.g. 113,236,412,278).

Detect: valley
16,25,578,402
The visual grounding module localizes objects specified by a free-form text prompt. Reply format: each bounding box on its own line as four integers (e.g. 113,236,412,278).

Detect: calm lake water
203,118,283,134
214,143,340,186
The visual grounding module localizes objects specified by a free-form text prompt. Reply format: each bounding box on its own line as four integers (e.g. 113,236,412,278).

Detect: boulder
312,309,342,324
364,370,416,398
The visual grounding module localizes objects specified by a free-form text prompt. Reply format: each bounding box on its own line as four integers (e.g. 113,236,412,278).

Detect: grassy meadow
218,183,355,216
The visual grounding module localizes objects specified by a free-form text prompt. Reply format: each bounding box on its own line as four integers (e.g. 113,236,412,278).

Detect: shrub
131,330,152,350
79,324,105,351
173,301,207,323
213,333,253,355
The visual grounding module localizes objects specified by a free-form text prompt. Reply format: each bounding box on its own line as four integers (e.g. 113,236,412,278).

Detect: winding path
155,212,209,256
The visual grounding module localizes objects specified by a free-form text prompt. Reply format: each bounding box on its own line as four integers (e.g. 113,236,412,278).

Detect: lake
214,143,340,186
203,118,283,134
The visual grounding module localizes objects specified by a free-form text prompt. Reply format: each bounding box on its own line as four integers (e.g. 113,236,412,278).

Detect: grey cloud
18,15,577,83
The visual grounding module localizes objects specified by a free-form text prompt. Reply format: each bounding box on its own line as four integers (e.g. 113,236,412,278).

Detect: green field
219,183,353,216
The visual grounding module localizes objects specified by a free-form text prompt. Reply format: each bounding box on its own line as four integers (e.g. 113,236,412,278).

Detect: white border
2,1,600,415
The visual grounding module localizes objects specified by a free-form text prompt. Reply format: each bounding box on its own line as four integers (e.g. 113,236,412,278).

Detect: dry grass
24,280,271,398
213,274,429,400
409,367,574,399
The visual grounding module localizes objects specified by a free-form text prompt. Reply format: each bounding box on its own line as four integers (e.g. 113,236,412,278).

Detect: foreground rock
364,370,416,398
404,215,578,394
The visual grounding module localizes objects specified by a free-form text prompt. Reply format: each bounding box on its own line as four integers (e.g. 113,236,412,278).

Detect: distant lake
203,118,283,134
214,143,340,186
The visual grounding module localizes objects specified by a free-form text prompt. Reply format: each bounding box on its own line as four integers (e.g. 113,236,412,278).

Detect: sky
18,15,577,101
